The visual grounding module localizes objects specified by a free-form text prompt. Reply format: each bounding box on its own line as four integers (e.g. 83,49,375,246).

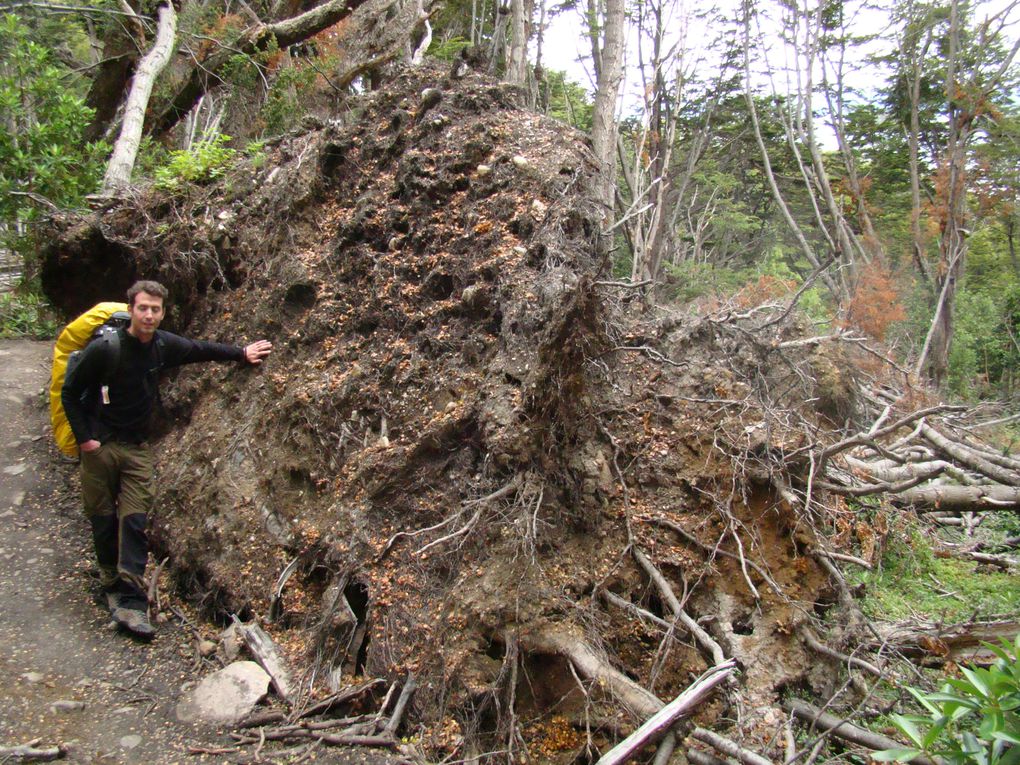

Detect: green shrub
875,636,1020,765
154,133,237,191
0,290,59,338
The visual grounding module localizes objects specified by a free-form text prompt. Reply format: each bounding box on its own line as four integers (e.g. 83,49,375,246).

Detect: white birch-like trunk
505,0,530,85
101,1,177,195
591,0,625,225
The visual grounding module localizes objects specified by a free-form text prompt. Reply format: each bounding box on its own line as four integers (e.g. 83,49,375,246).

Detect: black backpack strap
96,328,122,387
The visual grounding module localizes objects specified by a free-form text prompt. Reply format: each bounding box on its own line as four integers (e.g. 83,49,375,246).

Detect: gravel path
0,338,230,764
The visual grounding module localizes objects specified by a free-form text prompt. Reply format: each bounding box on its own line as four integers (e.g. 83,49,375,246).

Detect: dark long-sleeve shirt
62,329,245,445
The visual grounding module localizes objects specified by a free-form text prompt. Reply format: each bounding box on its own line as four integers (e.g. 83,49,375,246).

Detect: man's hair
127,280,168,307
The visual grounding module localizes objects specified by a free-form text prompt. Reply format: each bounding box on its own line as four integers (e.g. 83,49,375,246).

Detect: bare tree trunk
590,0,625,230
489,0,511,74
101,0,177,195
82,0,145,143
505,0,531,85
741,0,843,301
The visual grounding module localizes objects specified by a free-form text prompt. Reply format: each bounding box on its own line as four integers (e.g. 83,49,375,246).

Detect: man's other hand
80,439,102,453
244,340,273,365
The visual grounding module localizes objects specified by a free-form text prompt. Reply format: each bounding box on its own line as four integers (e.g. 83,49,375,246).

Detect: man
62,280,272,638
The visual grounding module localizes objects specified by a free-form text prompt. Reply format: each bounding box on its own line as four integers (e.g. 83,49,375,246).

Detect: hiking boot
104,589,122,613
112,606,155,639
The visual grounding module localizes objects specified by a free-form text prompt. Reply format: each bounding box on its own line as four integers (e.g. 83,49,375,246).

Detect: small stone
512,155,529,169
0,510,15,519
39,547,54,554
22,672,44,684
530,198,548,219
475,164,492,177
3,464,27,475
218,624,241,662
51,700,86,713
119,734,142,749
198,639,217,657
10,491,25,506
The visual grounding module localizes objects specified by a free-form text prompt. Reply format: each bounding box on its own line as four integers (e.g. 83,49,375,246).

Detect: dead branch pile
38,61,1019,763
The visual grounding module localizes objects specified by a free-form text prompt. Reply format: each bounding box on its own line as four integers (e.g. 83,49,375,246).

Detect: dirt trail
0,338,230,764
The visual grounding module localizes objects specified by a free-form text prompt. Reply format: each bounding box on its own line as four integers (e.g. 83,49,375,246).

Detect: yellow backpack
49,302,129,457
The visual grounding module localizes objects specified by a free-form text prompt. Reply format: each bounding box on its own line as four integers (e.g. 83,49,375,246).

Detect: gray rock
175,661,271,724
51,699,86,712
3,463,27,475
22,672,44,684
119,734,142,749
218,623,242,663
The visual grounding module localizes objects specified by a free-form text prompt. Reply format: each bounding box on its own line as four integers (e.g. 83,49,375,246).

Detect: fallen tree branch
690,727,774,765
798,626,884,678
382,673,417,737
936,548,1018,571
595,659,737,765
894,484,1020,511
0,740,67,762
869,618,1020,663
920,423,1020,486
633,548,728,666
783,699,936,765
523,628,663,718
233,618,295,703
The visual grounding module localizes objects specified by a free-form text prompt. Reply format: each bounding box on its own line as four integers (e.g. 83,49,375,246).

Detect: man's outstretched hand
244,340,273,365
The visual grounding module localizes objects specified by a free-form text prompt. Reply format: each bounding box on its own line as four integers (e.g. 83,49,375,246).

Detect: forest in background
1,0,1018,401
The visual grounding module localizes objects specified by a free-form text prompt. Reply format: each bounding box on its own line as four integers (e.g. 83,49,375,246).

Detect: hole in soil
345,581,370,675
732,614,755,635
284,283,317,310
645,592,666,619
423,271,455,300
320,142,349,180
813,593,836,619
485,637,506,660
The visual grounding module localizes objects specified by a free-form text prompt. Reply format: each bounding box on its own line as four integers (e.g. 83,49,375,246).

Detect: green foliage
540,69,593,132
662,260,753,303
0,290,59,338
874,636,1020,765
154,134,237,191
847,521,1020,623
947,288,1008,399
0,13,107,253
245,139,268,170
427,35,472,61
258,59,318,136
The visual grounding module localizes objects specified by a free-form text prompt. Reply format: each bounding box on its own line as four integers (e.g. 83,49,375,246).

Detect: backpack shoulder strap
95,328,122,386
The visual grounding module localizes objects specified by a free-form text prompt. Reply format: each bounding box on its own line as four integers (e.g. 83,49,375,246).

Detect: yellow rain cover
49,302,128,457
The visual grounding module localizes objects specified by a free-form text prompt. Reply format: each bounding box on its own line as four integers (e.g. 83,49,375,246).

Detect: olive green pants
80,441,154,604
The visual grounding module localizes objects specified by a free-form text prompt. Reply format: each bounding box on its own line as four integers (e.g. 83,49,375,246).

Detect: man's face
129,291,165,340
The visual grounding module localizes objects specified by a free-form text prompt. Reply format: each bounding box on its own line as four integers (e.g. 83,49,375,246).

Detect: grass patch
849,524,1020,622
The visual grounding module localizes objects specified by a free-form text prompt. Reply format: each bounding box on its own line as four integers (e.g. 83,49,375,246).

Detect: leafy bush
0,290,58,338
875,636,1020,765
0,14,107,254
154,134,237,191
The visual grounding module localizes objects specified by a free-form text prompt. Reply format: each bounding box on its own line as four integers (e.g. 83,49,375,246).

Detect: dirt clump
40,62,869,761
